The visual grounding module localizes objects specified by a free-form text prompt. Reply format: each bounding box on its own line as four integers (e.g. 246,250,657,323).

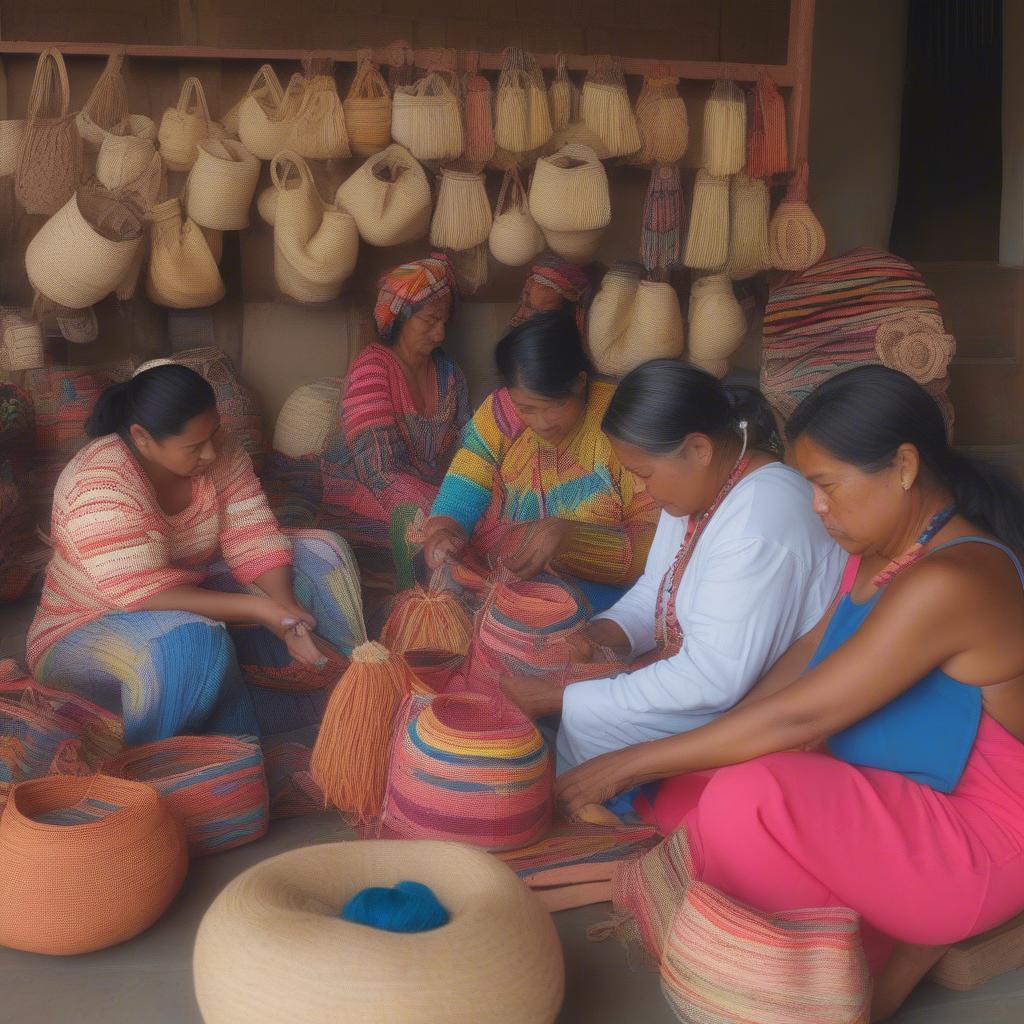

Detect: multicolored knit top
431,380,658,587
27,435,292,670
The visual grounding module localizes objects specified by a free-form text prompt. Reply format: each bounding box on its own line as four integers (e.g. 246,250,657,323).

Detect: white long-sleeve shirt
557,463,845,769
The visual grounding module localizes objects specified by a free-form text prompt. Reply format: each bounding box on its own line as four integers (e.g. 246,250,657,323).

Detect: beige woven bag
146,197,225,308
273,378,342,458
15,49,81,216
588,265,638,374
489,166,544,267
580,58,640,159
430,167,491,251
529,143,610,233
391,72,464,162
288,73,351,160
344,59,392,157
619,280,685,372
633,76,689,166
684,169,730,271
688,272,747,378
728,173,771,280
335,143,431,247
543,121,610,160
1,312,45,372
547,55,579,132
702,79,746,177
272,152,358,303
494,48,551,155
158,77,214,172
76,53,129,149
26,187,145,308
185,139,260,231
769,163,826,271
0,120,25,177
237,65,296,160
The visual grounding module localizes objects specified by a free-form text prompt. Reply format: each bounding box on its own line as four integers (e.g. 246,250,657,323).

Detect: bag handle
348,58,389,102
494,165,527,217
27,48,71,121
246,64,284,105
270,149,316,194
177,77,211,122
82,51,128,127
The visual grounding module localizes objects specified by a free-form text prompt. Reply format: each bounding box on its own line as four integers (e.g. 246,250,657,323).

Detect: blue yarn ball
340,880,450,933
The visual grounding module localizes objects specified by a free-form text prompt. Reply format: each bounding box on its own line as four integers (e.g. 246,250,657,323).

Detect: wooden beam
786,0,816,164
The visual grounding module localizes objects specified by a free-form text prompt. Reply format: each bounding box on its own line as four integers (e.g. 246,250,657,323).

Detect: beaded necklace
871,504,957,588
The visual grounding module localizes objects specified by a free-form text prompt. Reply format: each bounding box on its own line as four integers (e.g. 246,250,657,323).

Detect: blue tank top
806,536,1024,794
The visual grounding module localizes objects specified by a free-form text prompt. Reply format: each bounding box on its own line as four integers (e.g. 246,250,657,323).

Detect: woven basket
185,138,261,231
237,65,295,160
26,187,145,309
0,774,187,955
391,72,464,162
543,226,603,266
272,151,358,303
430,167,492,251
489,166,545,267
76,52,128,149
529,143,610,233
2,315,45,371
344,59,392,157
158,76,214,172
273,378,341,457
95,125,160,192
15,49,81,216
104,735,269,858
688,273,746,378
547,55,579,131
146,197,225,308
495,48,552,155
633,77,689,167
619,280,685,373
702,79,746,177
728,173,771,280
335,143,431,247
463,74,496,164
769,163,826,271
684,169,730,270
0,119,25,177
930,912,1024,992
288,73,351,160
748,70,789,179
580,60,640,158
587,265,640,375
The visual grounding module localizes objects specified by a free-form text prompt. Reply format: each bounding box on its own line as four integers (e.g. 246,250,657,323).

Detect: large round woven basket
193,839,564,1024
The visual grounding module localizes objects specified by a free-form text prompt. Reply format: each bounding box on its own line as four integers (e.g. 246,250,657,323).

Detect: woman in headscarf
508,253,593,338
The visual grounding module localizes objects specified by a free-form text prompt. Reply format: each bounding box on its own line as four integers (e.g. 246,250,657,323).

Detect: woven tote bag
747,70,789,179
391,72,464,162
146,197,225,308
186,138,261,231
769,163,826,271
76,52,128,149
688,272,747,378
463,73,496,164
580,58,640,159
288,72,351,160
494,48,552,155
158,76,215,172
633,75,689,166
344,58,392,157
335,143,431,246
728,173,771,280
529,143,610,233
15,49,81,216
237,64,295,160
547,54,579,132
430,166,491,251
702,79,746,177
489,166,544,267
26,187,145,308
684,169,730,270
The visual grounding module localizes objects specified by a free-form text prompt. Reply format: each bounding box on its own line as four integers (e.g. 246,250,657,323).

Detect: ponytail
87,379,135,439
945,452,1024,556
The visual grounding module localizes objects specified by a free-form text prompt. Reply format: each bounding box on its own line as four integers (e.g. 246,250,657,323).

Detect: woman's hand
254,598,326,668
500,674,565,719
565,618,632,662
555,748,641,818
504,519,575,579
422,516,468,569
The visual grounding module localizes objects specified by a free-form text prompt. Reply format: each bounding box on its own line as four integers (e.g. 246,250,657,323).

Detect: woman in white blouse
501,359,844,771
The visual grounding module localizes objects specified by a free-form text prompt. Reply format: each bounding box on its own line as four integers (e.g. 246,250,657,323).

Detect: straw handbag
728,173,771,280
272,151,358,303
392,72,464,162
95,122,160,192
748,70,789,179
688,272,747,378
489,166,544,267
76,52,128,149
26,187,145,308
547,55,579,132
684,169,730,270
273,378,341,458
633,76,689,166
430,166,491,251
344,58,392,157
702,79,746,177
158,77,215,172
146,197,225,308
237,65,296,160
494,48,552,155
186,138,261,231
288,73,351,160
580,58,640,158
1,314,44,372
641,164,684,276
15,49,81,216
587,265,639,375
335,143,431,247
769,163,826,271
463,74,495,164
529,143,610,233
0,119,25,177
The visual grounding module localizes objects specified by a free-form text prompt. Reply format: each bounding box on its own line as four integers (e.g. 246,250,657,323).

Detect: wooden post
786,0,817,166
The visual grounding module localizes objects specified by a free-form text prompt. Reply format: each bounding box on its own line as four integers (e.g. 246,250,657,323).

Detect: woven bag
1,313,45,371
273,378,341,457
529,143,610,233
146,197,225,308
76,52,129,149
684,169,730,270
335,143,431,247
185,138,260,231
26,186,145,308
237,65,295,160
618,280,685,374
15,49,81,216
288,72,351,159
0,119,25,177
587,264,640,376
747,70,789,179
580,58,640,158
489,166,545,267
688,272,747,379
495,48,552,155
702,79,746,177
728,172,771,280
272,151,358,303
391,72,464,162
633,76,689,166
463,74,496,164
769,163,826,271
95,123,160,192
344,58,392,157
430,166,492,251
547,54,579,131
641,164,685,276
0,774,187,955
158,76,214,172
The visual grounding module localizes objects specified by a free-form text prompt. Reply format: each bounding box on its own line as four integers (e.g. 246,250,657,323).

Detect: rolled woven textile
185,138,260,231
768,163,826,271
747,69,789,179
377,692,553,852
158,76,214,172
430,167,491,251
489,165,545,267
146,197,225,308
641,164,685,276
391,72,464,163
0,774,187,955
237,65,298,160
463,74,496,164
273,378,342,458
0,119,25,177
688,273,747,379
344,59,392,157
728,173,771,280
547,54,579,131
702,79,746,177
580,59,640,158
104,735,268,858
288,72,351,160
529,143,610,233
684,169,730,270
381,584,473,658
495,48,551,155
633,76,688,166
76,52,128,148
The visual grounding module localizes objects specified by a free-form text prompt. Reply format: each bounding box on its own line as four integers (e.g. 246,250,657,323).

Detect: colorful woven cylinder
747,70,789,179
0,773,187,955
641,164,685,276
104,735,268,857
463,74,496,164
377,692,553,852
404,649,465,694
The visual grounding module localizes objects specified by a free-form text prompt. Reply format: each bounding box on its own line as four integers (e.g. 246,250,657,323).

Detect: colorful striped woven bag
104,734,269,857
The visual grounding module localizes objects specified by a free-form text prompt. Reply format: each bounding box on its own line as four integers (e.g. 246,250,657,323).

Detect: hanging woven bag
494,47,552,155
0,118,25,177
587,264,641,377
185,138,260,231
688,272,747,378
769,163,827,271
702,79,746,177
95,119,160,192
335,142,431,247
76,52,129,149
344,57,392,157
271,151,359,303
641,164,685,277
547,54,579,132
747,69,789,179
288,71,351,160
529,143,610,233
633,75,689,166
489,165,545,267
237,65,296,160
618,280,685,375
684,169,730,270
430,166,491,251
728,172,771,280
26,186,145,309
580,56,640,159
462,73,495,164
391,72,464,163
146,197,225,308
15,49,81,216
158,76,215,172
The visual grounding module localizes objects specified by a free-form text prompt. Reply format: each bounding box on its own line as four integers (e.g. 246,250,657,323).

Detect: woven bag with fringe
288,69,351,160
547,54,580,132
146,197,225,308
728,172,772,280
769,163,827,271
158,76,216,172
747,69,789,179
633,75,688,166
688,272,747,378
702,79,746,177
344,56,392,157
641,164,685,277
580,56,640,158
462,73,495,164
684,169,730,270
391,72,464,162
185,138,260,231
430,165,492,251
489,165,545,267
495,47,552,155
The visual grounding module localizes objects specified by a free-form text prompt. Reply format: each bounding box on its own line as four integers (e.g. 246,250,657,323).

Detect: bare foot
871,941,950,1021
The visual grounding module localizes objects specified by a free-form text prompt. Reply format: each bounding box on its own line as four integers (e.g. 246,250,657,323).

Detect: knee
696,757,790,841
285,528,358,577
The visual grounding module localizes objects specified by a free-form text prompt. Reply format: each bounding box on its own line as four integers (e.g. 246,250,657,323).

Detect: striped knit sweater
27,435,292,670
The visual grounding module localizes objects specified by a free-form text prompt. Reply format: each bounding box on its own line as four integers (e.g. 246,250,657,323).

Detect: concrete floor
2,594,1023,1022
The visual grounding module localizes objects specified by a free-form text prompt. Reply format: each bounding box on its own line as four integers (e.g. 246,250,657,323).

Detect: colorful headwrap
510,253,594,337
761,247,956,432
373,254,457,346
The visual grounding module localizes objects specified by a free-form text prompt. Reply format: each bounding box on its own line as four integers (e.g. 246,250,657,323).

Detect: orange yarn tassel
381,585,473,657
462,74,495,164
